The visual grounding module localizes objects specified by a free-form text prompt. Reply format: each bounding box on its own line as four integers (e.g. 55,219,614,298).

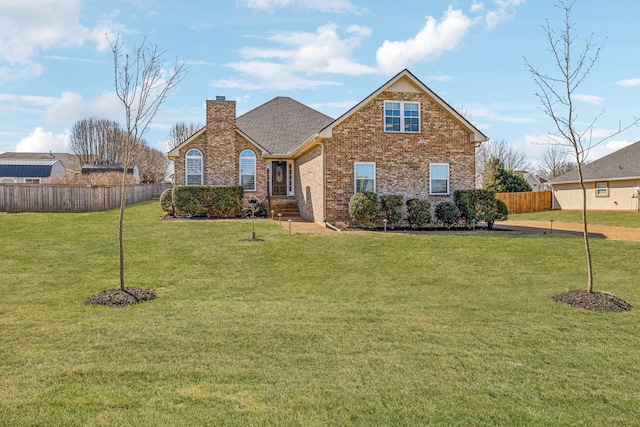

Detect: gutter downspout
324,219,341,232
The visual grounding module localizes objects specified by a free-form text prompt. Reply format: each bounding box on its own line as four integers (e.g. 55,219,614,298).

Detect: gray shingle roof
236,97,334,155
549,140,640,184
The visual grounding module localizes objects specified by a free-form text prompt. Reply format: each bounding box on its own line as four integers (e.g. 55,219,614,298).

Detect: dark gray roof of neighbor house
81,164,136,174
549,140,640,184
0,152,81,172
0,159,58,177
236,97,334,155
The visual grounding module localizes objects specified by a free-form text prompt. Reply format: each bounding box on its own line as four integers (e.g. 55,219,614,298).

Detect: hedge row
348,189,508,229
160,185,244,217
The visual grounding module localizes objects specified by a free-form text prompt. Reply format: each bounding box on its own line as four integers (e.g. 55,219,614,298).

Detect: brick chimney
205,97,236,185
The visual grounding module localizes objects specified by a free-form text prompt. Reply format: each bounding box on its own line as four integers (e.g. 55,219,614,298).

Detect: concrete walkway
272,216,338,234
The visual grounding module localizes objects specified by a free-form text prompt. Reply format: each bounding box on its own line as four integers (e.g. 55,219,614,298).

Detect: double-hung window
430,163,450,195
240,150,256,191
595,182,609,197
186,149,203,185
354,162,376,193
384,101,420,133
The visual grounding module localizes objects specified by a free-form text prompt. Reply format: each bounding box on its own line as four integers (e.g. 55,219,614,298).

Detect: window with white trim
384,101,420,133
354,162,375,193
595,182,609,197
24,178,40,184
185,149,203,185
430,163,449,195
240,149,256,191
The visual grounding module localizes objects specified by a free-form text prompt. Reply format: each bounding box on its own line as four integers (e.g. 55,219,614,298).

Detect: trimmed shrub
159,188,174,215
348,191,378,226
480,198,508,230
454,189,508,229
380,195,404,228
172,185,244,217
406,199,431,229
435,201,460,229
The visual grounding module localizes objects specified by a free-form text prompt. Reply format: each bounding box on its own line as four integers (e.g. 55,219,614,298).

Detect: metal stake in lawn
288,218,292,234
383,219,388,232
550,219,554,234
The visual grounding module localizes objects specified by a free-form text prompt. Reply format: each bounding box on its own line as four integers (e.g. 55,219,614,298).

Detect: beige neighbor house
168,69,487,226
549,140,640,211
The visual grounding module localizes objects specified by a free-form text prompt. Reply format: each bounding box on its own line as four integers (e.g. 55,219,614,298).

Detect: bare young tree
538,144,575,180
165,122,202,151
110,34,187,290
525,0,638,293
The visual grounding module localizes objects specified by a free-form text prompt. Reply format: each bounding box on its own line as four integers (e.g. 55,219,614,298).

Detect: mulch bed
553,290,632,312
85,287,157,308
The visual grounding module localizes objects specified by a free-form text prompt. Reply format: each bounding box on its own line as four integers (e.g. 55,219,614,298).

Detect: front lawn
1,201,639,426
511,209,640,228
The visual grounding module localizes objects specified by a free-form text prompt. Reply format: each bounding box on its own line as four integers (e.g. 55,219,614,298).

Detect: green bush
348,192,378,226
159,188,174,215
172,185,244,217
480,198,508,230
454,189,508,229
435,201,460,229
406,199,431,229
380,195,404,228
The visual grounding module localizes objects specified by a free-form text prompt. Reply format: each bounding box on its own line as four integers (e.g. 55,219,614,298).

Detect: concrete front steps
269,197,300,218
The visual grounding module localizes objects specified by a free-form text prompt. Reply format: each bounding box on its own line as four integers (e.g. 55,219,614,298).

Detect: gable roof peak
318,69,487,144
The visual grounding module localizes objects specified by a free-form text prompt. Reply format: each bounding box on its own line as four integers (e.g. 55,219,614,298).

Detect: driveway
495,220,640,242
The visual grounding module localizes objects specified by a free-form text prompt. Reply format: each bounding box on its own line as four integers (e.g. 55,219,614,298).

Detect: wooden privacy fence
0,183,171,213
496,191,552,214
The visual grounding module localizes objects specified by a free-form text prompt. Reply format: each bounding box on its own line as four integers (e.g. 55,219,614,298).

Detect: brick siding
324,90,476,226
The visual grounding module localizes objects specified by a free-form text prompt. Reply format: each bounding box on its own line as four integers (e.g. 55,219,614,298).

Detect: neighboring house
81,164,140,181
549,140,640,211
168,69,487,226
0,159,66,183
520,172,551,192
0,152,82,174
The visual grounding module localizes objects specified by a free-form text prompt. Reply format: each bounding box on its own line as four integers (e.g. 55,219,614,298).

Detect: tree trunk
118,166,128,291
577,164,594,293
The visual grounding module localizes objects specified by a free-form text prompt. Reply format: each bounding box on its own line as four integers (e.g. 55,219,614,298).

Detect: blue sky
1,0,639,168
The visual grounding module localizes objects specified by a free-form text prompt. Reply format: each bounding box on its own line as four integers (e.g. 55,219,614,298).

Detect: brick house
168,69,487,226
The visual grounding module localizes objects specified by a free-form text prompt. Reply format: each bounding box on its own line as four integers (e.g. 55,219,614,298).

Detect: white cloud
15,127,70,152
426,74,454,82
512,133,635,169
238,0,366,14
376,7,475,74
43,91,122,122
584,140,633,162
574,94,604,105
375,1,525,73
483,0,526,30
615,77,640,87
0,0,121,82
216,22,375,90
470,107,537,124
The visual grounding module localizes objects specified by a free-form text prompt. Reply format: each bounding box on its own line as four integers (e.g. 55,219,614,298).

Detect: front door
272,161,287,196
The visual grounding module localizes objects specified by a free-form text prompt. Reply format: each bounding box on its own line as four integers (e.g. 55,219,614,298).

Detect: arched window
185,149,203,185
239,150,256,191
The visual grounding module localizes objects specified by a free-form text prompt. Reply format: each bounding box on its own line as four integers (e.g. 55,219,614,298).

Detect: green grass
1,200,640,426
511,210,640,228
